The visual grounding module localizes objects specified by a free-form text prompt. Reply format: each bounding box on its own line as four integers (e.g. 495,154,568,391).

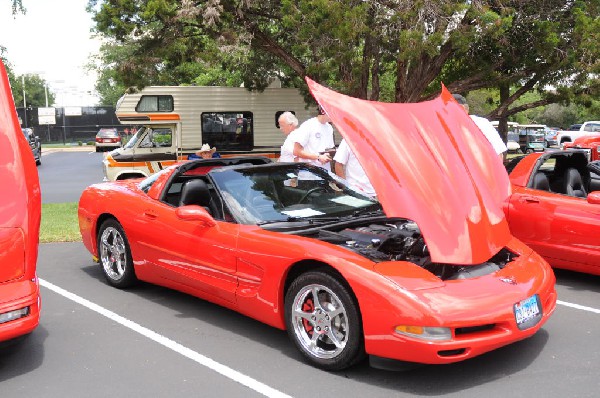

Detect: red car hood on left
307,78,511,265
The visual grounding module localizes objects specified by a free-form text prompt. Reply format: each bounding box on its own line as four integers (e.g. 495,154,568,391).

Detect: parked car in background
544,127,560,148
21,128,42,166
556,121,600,147
0,60,42,343
505,149,600,276
78,79,556,370
563,134,600,161
95,128,122,152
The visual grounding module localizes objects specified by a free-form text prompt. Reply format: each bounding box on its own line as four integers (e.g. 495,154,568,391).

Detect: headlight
0,307,30,324
395,325,452,340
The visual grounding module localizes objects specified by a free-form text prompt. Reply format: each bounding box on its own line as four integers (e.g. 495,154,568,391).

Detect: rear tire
285,271,364,370
97,219,137,288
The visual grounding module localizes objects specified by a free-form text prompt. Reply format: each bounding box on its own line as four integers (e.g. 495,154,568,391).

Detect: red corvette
0,60,41,342
506,149,600,276
79,79,556,370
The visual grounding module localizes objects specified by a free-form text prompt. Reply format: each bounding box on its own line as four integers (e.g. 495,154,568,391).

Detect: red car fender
0,60,41,342
233,229,446,332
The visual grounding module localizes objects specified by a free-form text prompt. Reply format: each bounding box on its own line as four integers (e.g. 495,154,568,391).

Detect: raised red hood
306,78,511,265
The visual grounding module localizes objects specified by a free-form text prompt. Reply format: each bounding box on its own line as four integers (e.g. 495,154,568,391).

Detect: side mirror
175,205,217,227
587,191,600,205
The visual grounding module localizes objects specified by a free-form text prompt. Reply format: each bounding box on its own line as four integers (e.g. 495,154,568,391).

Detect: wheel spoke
116,259,125,275
293,308,314,323
329,306,344,319
326,328,344,349
311,286,323,310
309,330,320,347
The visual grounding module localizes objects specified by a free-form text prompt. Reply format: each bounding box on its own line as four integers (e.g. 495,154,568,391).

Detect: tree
8,0,24,14
87,0,599,124
9,73,55,108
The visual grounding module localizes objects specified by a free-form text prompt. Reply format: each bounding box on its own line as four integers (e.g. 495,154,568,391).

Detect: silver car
95,128,122,152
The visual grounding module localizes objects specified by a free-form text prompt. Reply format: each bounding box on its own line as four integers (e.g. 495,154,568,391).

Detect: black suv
22,128,41,166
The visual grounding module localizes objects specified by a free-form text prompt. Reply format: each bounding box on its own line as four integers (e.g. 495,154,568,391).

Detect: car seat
179,179,218,215
563,168,587,198
531,172,550,191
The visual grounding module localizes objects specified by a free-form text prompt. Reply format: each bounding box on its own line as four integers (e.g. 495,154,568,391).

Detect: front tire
97,219,137,288
285,271,364,370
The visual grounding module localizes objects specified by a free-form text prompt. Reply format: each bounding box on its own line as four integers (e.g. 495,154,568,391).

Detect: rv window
139,128,173,148
274,111,297,129
136,95,174,112
201,112,253,151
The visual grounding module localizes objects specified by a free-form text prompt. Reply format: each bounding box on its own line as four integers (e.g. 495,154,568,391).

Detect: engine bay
312,219,517,281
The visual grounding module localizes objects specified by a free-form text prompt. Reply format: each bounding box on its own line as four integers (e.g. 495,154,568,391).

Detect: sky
0,0,102,106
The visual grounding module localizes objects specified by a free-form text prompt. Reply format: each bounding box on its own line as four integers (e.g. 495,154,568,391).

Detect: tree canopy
1,47,55,108
87,0,599,122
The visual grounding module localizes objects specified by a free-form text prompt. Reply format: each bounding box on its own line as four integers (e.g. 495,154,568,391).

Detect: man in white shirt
453,94,507,159
293,105,335,170
278,111,299,163
333,139,376,197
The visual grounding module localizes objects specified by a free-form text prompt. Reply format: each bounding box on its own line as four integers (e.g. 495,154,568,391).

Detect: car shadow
78,260,551,394
330,330,550,394
0,326,48,381
78,263,292,352
554,269,600,294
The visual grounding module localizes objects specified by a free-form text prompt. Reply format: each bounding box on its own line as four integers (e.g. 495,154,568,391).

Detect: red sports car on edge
506,149,600,276
0,60,41,342
78,78,556,371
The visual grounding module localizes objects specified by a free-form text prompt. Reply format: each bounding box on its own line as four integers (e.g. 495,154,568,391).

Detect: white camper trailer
103,85,312,181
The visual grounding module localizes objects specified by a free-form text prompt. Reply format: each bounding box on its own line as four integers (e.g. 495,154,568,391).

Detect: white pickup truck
557,121,600,147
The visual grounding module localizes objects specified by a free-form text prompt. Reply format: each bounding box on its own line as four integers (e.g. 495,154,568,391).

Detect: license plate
514,295,542,330
103,139,112,143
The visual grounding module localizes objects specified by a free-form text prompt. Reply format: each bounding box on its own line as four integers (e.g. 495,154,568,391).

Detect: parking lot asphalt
1,242,598,398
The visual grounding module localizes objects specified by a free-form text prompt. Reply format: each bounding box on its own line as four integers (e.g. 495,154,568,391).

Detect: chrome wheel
100,226,127,281
97,219,137,288
285,271,364,370
292,284,349,359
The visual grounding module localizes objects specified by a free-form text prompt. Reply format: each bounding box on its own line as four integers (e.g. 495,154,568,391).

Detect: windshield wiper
351,207,384,218
257,216,340,226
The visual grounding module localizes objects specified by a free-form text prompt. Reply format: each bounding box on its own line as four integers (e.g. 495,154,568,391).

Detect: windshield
210,164,381,225
124,126,147,149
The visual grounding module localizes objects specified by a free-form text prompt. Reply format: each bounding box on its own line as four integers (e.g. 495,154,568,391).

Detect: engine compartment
313,219,517,281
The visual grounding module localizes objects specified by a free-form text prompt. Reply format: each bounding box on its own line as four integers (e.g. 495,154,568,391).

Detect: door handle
520,196,540,204
143,211,158,219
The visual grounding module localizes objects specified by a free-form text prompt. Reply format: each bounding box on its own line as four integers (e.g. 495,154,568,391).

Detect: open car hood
307,78,511,265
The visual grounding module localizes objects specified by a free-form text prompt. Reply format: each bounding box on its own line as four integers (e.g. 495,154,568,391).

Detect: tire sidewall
284,270,364,371
97,219,136,288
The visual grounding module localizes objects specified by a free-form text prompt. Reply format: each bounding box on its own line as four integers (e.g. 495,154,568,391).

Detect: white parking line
557,300,600,314
39,278,292,398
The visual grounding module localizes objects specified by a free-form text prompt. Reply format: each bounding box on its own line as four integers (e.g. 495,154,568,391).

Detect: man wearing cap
453,93,507,159
293,105,335,170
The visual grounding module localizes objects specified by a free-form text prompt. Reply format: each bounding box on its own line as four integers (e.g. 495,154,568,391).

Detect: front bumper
0,279,41,342
364,286,556,365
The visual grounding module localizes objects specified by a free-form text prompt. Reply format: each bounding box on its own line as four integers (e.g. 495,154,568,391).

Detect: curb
42,146,96,155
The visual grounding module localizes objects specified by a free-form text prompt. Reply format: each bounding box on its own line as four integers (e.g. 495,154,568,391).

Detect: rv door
131,125,177,173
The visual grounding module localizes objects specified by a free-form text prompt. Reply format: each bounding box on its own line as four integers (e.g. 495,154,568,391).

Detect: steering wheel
298,187,328,204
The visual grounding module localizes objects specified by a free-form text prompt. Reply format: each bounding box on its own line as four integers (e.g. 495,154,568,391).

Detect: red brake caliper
302,298,314,337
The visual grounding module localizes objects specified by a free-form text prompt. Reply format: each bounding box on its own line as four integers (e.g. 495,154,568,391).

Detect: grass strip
40,202,82,243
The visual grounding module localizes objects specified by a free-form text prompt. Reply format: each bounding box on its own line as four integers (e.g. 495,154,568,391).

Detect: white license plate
514,295,541,329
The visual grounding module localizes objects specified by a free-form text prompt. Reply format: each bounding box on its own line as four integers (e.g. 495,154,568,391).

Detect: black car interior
160,157,272,220
527,151,600,197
